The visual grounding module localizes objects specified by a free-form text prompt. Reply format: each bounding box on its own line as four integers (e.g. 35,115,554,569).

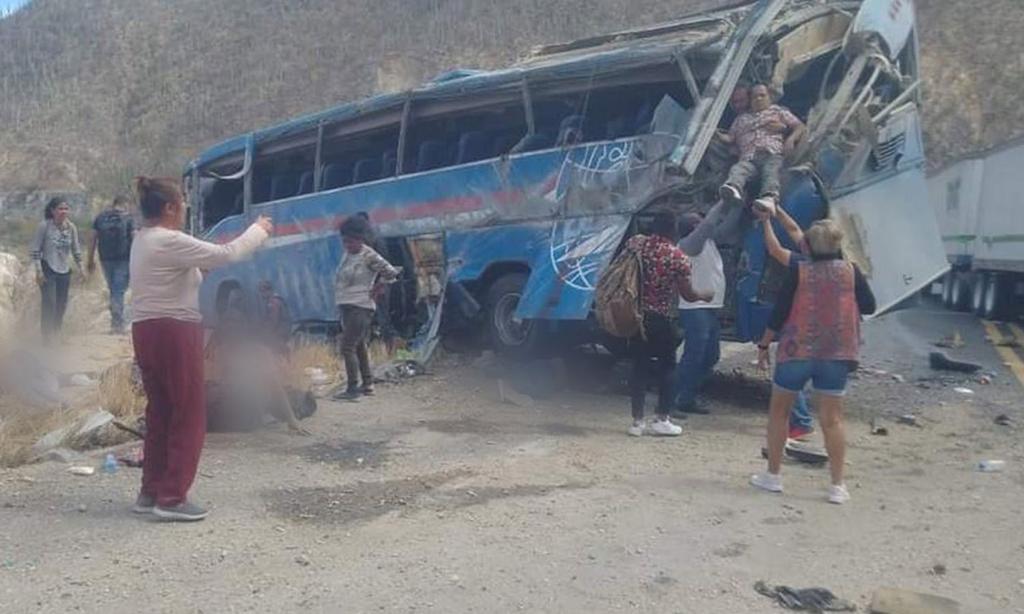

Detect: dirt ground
1,303,1023,613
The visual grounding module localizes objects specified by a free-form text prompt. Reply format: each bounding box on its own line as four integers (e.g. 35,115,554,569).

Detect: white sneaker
752,196,777,217
719,183,743,204
827,484,850,505
647,418,682,437
627,421,645,437
750,472,783,493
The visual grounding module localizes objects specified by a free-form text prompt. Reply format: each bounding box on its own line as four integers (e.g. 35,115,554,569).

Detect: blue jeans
101,259,130,331
673,309,721,407
789,391,812,430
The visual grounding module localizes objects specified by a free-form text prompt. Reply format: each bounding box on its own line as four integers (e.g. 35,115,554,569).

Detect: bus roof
189,1,754,170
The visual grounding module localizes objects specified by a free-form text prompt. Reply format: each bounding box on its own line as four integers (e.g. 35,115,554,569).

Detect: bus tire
215,280,244,318
485,273,538,354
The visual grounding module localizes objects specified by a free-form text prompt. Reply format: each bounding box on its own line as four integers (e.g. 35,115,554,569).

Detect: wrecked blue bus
186,0,946,353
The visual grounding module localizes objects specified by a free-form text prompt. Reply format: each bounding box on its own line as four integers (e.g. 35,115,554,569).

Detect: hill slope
0,0,1021,192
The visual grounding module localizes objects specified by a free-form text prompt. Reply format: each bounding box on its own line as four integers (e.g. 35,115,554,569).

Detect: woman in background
130,176,271,522
30,197,82,343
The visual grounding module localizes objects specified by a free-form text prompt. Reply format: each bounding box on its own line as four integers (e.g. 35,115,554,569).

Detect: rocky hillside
0,0,1020,193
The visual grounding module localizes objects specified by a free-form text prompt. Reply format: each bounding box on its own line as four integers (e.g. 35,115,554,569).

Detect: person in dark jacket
87,195,134,333
751,219,875,505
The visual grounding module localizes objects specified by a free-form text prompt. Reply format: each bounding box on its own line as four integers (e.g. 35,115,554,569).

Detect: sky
0,0,29,16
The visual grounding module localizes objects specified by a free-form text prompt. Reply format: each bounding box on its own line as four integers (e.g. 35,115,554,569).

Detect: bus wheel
486,273,537,354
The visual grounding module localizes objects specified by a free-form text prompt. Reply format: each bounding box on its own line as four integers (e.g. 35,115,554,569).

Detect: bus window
319,123,401,189
403,101,528,174
197,164,244,232
252,146,316,205
527,79,695,149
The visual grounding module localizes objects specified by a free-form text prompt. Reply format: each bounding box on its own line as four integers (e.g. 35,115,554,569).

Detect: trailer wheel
950,273,971,312
941,272,956,309
982,274,1010,320
486,273,538,354
971,273,986,316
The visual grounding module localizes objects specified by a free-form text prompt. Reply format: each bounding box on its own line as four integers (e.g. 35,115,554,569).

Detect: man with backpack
87,195,134,334
620,211,713,437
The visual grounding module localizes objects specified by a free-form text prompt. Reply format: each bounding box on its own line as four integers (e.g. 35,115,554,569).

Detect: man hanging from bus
718,83,806,218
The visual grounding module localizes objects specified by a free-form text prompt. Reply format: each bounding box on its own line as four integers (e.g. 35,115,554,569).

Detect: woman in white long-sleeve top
129,176,272,522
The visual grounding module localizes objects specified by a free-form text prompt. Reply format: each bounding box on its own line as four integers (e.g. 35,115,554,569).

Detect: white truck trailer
929,136,1024,319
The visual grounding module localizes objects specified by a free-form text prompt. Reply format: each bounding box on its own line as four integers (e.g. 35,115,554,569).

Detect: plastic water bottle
978,460,1005,472
103,453,118,474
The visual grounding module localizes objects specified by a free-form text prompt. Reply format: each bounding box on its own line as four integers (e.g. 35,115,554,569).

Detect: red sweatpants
132,318,206,507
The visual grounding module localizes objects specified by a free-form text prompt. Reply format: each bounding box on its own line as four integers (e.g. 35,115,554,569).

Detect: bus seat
456,131,489,164
492,135,518,157
322,163,351,190
417,140,450,172
353,158,382,184
252,175,272,204
605,115,631,139
381,151,398,178
297,171,314,195
633,99,655,134
556,115,584,146
269,174,299,201
511,132,554,154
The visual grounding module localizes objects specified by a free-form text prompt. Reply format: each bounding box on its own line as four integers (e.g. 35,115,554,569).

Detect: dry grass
0,360,145,468
289,339,390,389
0,400,77,467
91,360,146,419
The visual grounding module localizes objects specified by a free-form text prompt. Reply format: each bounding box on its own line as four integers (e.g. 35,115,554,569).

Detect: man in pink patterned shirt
719,84,805,216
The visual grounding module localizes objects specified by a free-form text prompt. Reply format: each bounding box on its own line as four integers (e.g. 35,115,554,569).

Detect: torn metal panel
849,0,915,58
771,12,852,89
408,269,448,365
830,166,947,316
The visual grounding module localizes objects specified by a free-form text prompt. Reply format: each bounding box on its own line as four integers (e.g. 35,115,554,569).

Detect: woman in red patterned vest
751,219,876,504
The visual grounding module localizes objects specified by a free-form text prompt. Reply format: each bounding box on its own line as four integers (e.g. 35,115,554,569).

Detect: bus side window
252,148,316,205
403,101,528,174
196,174,243,232
319,122,401,188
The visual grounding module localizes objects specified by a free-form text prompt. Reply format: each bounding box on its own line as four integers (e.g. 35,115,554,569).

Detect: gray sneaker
132,494,156,514
153,501,209,522
332,388,361,402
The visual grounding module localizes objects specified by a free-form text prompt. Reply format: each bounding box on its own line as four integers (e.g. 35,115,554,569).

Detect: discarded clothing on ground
928,351,981,373
754,580,856,612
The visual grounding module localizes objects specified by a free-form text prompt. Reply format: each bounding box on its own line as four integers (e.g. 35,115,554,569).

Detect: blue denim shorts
773,359,853,397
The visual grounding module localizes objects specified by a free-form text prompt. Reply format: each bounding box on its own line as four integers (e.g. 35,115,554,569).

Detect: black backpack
95,210,133,261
